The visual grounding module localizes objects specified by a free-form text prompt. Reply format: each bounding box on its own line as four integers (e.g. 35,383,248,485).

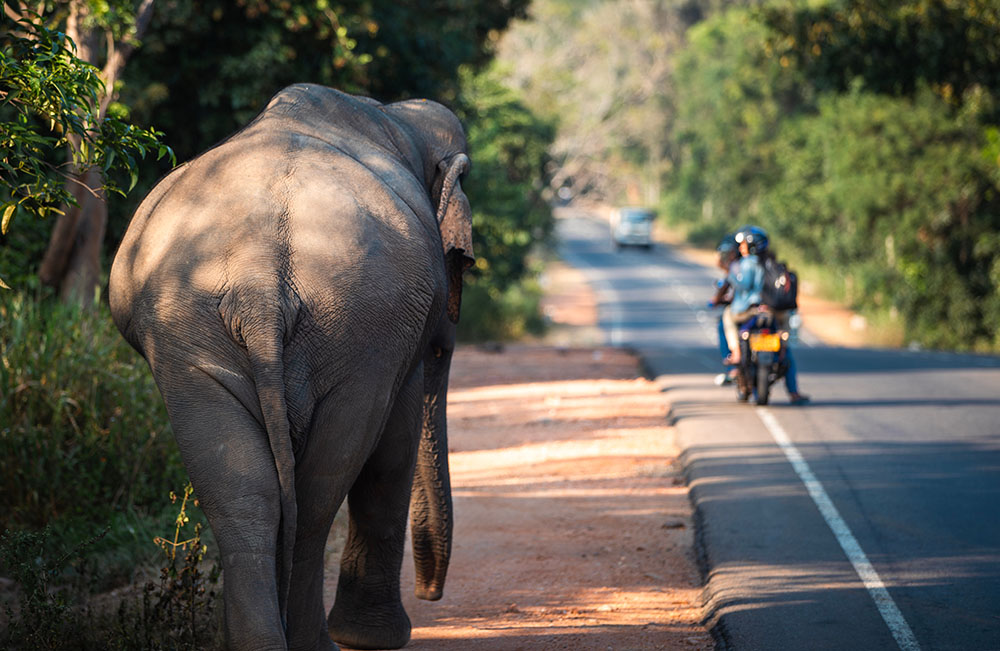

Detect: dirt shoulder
397,345,712,650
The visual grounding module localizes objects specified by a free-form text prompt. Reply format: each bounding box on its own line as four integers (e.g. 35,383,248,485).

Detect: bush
762,88,1000,350
458,276,546,342
0,290,186,578
1,485,221,651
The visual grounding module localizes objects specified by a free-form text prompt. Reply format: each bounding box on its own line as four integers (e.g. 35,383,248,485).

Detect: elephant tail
243,311,297,625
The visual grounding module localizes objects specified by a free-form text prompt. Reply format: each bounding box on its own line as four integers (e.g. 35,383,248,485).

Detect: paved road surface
555,208,1000,651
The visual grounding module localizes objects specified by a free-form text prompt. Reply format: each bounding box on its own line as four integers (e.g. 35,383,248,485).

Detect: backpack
760,257,798,310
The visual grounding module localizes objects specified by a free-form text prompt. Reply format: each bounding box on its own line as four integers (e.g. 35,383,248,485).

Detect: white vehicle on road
610,206,656,250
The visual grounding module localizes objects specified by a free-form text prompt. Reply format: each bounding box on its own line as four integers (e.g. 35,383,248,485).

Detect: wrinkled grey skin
109,83,473,651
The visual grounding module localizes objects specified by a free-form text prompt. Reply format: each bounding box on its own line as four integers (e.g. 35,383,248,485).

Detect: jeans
716,316,730,363
784,347,800,395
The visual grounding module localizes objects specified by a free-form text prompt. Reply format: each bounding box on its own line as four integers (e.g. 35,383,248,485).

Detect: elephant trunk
410,359,454,601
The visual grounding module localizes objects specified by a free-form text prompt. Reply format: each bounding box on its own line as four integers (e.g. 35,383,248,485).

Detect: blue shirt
728,254,764,313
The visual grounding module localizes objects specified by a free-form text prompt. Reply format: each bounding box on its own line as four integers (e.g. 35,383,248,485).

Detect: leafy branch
0,10,172,238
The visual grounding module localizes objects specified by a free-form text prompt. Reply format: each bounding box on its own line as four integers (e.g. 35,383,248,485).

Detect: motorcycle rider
710,234,740,385
723,225,809,405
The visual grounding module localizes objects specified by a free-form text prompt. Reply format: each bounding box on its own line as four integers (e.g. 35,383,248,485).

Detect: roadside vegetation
2,1,551,646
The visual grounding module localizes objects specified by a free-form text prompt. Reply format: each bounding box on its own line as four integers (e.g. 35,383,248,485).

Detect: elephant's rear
109,163,190,352
108,83,467,649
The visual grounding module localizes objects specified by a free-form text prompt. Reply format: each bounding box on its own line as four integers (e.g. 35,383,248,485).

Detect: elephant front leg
328,368,423,650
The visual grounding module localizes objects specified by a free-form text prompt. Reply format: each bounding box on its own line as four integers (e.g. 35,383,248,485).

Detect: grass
0,289,191,580
1,290,223,648
1,484,222,650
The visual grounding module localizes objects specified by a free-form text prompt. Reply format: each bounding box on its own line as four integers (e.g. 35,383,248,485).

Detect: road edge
676,423,737,651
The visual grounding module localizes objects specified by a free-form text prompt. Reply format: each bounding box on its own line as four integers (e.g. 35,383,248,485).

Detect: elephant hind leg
153,363,286,651
327,364,424,650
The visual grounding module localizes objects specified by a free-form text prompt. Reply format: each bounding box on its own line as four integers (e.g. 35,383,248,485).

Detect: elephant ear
435,153,474,323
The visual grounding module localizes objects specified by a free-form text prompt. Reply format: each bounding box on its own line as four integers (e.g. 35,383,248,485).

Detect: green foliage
119,0,370,165
0,291,185,555
666,9,795,235
460,277,547,342
353,0,531,103
767,89,1000,349
0,11,172,237
761,0,1000,112
665,3,1000,351
121,0,529,164
458,65,555,289
454,64,555,340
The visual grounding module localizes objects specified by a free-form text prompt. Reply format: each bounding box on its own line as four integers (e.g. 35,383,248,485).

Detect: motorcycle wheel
755,363,770,405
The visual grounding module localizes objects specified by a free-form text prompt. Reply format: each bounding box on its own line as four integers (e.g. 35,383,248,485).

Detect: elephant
108,83,474,650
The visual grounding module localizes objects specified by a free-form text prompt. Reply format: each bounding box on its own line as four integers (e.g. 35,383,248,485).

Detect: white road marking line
757,408,921,651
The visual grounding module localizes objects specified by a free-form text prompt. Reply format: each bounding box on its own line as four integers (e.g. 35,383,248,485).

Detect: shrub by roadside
0,291,190,579
0,290,223,650
1,484,221,650
458,277,547,342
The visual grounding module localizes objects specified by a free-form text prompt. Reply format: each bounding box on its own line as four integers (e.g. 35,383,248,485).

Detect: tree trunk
39,168,107,303
38,0,155,305
38,1,102,303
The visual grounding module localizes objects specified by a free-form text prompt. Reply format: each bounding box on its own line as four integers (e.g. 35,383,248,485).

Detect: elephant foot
327,601,411,650
290,640,339,651
288,626,340,651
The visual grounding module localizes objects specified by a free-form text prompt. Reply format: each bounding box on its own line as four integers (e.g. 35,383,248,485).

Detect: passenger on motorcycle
722,226,810,404
710,234,741,385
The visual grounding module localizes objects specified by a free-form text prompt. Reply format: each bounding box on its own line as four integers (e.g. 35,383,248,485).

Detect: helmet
735,226,769,254
716,233,738,254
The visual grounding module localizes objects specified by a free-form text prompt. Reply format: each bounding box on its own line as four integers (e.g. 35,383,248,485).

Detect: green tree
761,0,1000,113
121,0,530,165
119,0,371,166
354,0,531,103
454,63,555,339
666,8,796,242
0,4,169,292
499,0,690,203
764,88,1000,349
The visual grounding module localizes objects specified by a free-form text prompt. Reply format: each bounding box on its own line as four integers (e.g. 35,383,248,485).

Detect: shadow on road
682,439,1000,650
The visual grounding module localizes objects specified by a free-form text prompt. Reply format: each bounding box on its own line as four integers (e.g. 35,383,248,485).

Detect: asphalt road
555,208,1000,651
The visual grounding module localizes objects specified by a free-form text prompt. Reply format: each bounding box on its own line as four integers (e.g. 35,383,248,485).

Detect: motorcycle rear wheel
755,363,770,405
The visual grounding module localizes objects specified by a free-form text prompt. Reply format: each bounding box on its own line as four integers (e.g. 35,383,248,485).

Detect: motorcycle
735,310,790,405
